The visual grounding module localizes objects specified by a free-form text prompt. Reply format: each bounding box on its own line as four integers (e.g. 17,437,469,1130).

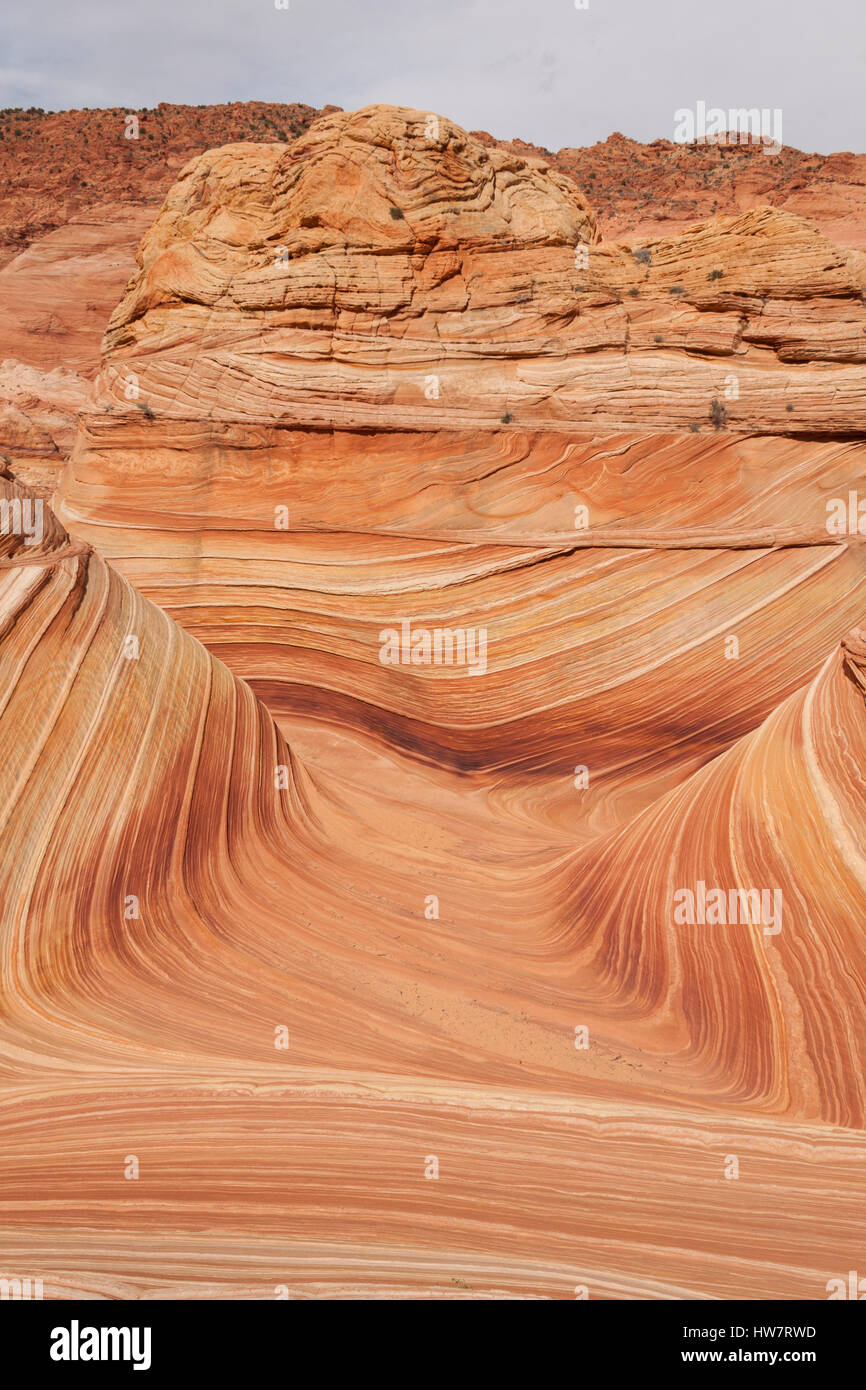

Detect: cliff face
2,104,866,1298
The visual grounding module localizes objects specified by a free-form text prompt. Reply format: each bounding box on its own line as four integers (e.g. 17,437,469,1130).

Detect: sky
2,0,864,154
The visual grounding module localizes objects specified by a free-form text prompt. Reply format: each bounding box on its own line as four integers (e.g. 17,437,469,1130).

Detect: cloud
6,0,865,154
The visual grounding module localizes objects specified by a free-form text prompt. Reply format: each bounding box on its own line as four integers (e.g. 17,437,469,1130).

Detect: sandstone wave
1,105,864,1299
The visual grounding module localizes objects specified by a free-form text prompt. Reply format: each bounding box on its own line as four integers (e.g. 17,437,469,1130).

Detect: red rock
2,101,866,1302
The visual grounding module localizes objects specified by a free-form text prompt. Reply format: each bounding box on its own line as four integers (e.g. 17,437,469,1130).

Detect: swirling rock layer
56,110,866,800
3,106,866,1298
2,474,865,1298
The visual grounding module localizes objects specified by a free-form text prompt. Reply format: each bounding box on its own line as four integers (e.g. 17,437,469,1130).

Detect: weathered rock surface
1,474,864,1298
477,130,866,251
0,103,332,470
2,104,865,1299
0,102,330,269
5,101,866,467
82,195,866,435
57,108,866,795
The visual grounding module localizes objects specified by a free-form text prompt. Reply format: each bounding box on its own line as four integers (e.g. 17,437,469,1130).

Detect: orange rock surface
0,103,330,478
2,466,865,1297
4,99,865,470
57,110,866,790
476,130,866,252
1,105,865,1299
6,99,866,472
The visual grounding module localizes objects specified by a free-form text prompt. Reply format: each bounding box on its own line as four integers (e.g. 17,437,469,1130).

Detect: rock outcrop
2,104,865,1299
5,100,866,468
56,108,866,804
0,103,332,477
478,129,866,251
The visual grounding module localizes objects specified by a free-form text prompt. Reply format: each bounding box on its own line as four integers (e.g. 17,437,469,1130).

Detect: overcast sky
3,0,864,154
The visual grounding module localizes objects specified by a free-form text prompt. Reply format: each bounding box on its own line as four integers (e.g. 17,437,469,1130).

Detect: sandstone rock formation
0,103,332,478
0,102,330,270
3,103,864,271
2,104,865,1298
4,102,866,476
478,130,866,251
56,108,866,809
1,471,864,1298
